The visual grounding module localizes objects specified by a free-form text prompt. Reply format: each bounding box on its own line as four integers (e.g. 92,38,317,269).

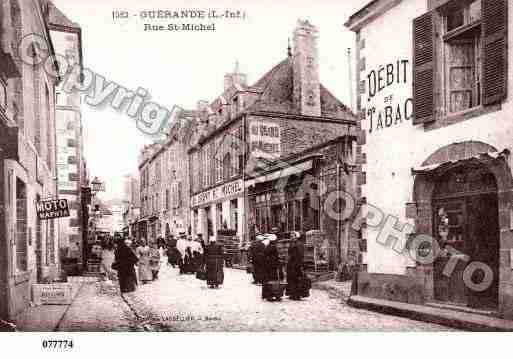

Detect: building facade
0,0,65,320
346,0,513,317
47,3,86,266
137,110,197,243
188,20,358,264
122,174,140,238
138,143,162,243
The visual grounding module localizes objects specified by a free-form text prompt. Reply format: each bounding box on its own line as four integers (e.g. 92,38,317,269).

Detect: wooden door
432,165,499,309
433,199,468,305
466,193,499,309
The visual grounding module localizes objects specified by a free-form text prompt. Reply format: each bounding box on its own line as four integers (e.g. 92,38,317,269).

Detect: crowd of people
104,233,226,293
100,229,310,301
248,230,311,302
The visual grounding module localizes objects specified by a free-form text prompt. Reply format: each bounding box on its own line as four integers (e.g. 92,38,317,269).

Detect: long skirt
138,262,153,282
206,255,224,286
286,271,302,298
262,266,283,300
183,255,195,274
118,267,137,293
253,258,265,284
167,248,179,266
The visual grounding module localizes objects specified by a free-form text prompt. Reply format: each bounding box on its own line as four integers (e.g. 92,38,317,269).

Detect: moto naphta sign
36,199,70,220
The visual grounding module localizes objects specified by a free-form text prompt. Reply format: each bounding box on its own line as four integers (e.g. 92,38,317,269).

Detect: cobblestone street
115,266,456,332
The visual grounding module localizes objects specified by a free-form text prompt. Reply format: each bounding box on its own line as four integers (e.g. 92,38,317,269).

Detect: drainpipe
336,160,341,268
0,147,12,321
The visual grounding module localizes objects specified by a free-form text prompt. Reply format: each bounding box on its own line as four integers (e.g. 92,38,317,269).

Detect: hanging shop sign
249,121,281,159
191,179,243,207
36,199,70,220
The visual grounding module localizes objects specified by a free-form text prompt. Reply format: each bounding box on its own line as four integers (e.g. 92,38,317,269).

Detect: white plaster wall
360,0,513,274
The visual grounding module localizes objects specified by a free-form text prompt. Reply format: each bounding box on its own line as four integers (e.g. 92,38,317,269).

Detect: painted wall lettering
366,59,413,133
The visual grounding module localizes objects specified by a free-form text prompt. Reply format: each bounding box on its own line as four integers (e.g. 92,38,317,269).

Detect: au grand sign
36,199,70,220
191,179,243,207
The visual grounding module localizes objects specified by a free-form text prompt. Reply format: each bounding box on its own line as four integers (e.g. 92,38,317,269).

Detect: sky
51,0,368,201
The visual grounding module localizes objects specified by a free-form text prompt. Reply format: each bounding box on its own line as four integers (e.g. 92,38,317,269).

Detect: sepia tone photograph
0,0,512,342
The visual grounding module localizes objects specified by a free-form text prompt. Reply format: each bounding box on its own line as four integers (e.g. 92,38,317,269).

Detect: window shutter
482,0,508,105
412,11,436,125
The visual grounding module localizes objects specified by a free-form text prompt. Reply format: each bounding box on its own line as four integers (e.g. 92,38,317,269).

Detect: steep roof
244,57,354,120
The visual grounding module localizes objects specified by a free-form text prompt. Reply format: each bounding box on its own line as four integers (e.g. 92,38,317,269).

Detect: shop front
247,159,320,236
191,178,245,245
246,143,358,272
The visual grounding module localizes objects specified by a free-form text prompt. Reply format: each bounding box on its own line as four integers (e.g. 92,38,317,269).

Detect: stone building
188,20,358,266
138,143,163,243
137,110,197,243
0,0,70,320
345,0,513,317
47,2,87,267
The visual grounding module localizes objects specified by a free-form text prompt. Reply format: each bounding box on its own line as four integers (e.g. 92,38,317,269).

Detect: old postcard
1,1,512,352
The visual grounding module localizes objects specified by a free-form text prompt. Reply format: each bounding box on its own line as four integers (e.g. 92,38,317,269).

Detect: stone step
348,295,513,331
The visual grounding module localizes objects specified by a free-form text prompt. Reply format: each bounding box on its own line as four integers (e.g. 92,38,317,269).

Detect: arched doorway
432,164,499,309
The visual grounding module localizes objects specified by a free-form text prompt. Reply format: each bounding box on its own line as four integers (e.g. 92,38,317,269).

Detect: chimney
292,20,321,117
224,61,247,91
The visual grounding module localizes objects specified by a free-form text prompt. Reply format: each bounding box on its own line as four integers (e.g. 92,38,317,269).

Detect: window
443,1,482,114
412,0,507,125
223,153,231,180
0,76,7,112
16,178,28,272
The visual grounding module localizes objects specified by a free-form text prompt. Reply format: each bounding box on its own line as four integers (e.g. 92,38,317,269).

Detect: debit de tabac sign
191,179,243,207
36,199,70,220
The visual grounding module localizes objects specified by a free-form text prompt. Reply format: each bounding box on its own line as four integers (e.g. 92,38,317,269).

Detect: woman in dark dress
286,231,306,300
206,238,224,288
250,235,266,285
113,237,139,293
262,234,283,301
166,236,178,267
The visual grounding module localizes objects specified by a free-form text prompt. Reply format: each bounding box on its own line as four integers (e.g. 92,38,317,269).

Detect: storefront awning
411,149,510,176
245,159,314,187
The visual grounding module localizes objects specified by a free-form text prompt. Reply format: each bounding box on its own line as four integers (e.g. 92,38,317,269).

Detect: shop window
230,199,238,231
217,203,224,230
294,199,301,231
271,204,283,231
16,178,28,272
412,0,507,125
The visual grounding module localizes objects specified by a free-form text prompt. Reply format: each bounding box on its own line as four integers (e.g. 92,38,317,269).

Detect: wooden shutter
482,0,508,105
412,11,436,125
